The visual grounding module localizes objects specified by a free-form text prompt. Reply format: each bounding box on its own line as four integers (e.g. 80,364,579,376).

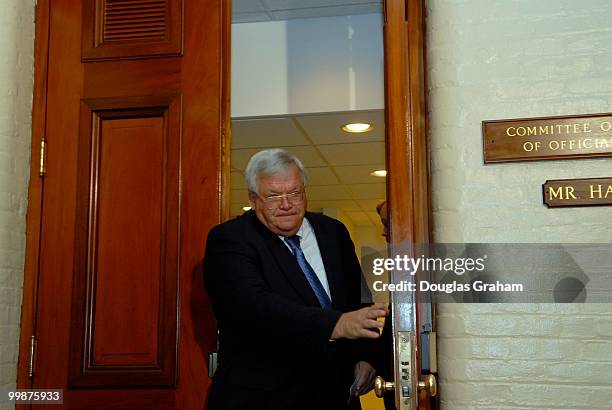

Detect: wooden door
17,0,229,408
383,0,438,409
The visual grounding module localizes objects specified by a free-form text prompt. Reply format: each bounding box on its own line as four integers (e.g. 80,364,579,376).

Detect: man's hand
351,361,377,396
331,302,388,340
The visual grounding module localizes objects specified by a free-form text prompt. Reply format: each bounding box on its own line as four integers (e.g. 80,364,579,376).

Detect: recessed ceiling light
370,170,387,177
342,122,373,133
243,206,252,211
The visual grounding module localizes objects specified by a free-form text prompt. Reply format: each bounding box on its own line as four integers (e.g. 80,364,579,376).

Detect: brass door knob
374,376,395,398
418,374,437,397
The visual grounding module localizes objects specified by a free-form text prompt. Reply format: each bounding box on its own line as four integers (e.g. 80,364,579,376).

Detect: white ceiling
230,109,386,227
233,0,383,23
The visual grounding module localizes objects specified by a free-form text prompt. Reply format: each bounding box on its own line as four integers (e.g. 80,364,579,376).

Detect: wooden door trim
17,0,50,391
385,1,430,246
219,0,232,222
406,0,431,244
384,0,431,407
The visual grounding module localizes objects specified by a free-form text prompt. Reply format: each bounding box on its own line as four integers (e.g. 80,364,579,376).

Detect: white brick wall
0,1,35,409
428,0,612,408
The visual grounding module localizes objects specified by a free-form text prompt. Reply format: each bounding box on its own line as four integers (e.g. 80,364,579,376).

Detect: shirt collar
278,216,311,241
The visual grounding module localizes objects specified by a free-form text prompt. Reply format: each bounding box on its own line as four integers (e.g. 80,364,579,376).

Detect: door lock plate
397,331,413,409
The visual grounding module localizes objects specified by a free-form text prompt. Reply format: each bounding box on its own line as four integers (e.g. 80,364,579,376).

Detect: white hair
245,149,307,194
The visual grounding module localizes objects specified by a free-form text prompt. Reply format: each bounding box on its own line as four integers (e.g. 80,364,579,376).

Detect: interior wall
354,224,385,255
427,0,612,408
232,13,384,117
0,0,35,407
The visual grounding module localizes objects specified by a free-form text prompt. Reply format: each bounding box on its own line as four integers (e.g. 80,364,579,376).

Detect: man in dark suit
204,149,387,410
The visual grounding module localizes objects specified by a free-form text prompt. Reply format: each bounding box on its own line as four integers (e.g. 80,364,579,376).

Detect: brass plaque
543,177,612,208
483,113,612,163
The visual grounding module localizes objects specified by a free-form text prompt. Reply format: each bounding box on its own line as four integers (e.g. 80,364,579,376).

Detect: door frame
18,0,430,405
17,0,50,391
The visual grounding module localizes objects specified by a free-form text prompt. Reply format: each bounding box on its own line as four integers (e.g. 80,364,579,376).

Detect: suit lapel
248,212,321,307
267,237,322,307
306,213,347,310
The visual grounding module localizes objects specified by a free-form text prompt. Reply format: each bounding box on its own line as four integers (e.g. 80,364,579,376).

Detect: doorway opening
228,2,388,408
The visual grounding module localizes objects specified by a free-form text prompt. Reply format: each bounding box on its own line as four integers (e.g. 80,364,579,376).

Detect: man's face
249,163,307,237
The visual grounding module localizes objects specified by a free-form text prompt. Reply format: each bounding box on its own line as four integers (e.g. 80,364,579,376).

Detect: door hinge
28,335,36,378
39,138,46,177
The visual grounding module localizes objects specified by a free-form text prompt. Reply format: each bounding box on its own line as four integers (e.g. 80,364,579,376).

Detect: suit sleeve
204,226,342,354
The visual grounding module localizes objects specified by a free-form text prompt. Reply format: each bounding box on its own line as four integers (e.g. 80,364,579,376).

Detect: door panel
23,0,226,408
69,96,181,388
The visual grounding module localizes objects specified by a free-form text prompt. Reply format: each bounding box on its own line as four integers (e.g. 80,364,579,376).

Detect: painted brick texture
428,0,612,408
0,1,35,409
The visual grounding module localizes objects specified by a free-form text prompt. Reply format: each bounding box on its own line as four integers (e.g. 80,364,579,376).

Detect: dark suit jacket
204,211,377,410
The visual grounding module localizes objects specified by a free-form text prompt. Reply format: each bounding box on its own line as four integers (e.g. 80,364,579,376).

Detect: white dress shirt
279,218,332,300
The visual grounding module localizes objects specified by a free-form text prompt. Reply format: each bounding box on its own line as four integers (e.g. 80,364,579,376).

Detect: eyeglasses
254,189,304,209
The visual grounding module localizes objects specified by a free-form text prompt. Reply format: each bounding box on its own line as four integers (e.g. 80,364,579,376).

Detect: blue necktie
284,235,332,309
